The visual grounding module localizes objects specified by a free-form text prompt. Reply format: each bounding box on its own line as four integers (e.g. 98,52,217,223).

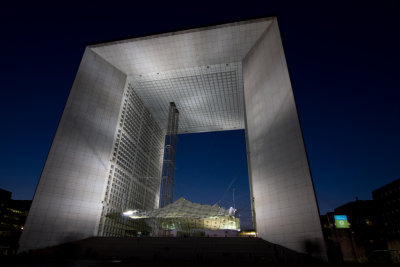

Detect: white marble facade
20,17,325,258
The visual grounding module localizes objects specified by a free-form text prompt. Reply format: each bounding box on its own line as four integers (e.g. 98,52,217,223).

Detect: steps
27,237,317,263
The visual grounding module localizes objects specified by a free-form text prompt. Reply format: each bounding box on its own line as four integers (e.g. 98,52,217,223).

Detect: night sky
1,1,399,229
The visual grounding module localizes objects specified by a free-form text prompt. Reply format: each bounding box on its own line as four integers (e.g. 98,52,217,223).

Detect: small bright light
228,207,237,216
123,210,134,216
123,210,138,216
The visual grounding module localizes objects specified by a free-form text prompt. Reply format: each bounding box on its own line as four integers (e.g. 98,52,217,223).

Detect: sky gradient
1,1,399,229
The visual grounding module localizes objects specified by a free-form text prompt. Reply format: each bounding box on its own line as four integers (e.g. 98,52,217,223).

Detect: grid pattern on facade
90,19,271,76
98,84,164,237
129,63,244,133
159,103,179,208
90,19,273,134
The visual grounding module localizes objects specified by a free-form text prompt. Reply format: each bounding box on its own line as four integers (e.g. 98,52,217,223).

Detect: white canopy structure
124,197,240,231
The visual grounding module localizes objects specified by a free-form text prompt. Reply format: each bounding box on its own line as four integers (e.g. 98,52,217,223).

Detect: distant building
320,212,344,263
321,179,400,263
0,188,31,255
372,178,400,261
334,199,381,262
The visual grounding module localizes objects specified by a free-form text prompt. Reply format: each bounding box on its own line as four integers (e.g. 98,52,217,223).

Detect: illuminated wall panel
19,49,127,251
243,19,325,256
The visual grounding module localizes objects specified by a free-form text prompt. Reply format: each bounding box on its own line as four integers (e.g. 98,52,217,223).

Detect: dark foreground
2,258,400,267
1,237,397,266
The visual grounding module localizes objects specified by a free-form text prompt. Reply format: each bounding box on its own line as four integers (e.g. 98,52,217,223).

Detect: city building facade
334,200,379,262
320,179,400,263
19,17,325,258
0,188,31,255
373,178,400,261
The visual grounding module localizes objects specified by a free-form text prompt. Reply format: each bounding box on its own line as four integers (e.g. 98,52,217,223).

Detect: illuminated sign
334,215,350,228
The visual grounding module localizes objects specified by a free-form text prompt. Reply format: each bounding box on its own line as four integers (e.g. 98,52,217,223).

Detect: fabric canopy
125,197,240,231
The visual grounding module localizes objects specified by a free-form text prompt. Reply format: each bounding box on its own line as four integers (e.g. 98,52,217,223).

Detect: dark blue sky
174,130,252,228
1,1,399,229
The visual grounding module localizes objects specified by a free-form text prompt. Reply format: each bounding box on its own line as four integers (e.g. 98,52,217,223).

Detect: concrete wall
243,18,326,258
19,48,127,252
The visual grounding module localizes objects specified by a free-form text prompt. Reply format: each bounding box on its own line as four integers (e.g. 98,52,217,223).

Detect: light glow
123,210,138,216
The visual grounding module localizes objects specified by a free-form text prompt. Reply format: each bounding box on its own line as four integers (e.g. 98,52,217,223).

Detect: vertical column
159,103,179,208
243,18,326,258
19,48,127,252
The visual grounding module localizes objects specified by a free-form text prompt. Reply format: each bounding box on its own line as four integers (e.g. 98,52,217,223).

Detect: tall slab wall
19,49,127,251
243,18,325,258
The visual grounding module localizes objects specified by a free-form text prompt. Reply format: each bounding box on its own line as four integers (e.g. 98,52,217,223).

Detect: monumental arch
20,17,325,255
